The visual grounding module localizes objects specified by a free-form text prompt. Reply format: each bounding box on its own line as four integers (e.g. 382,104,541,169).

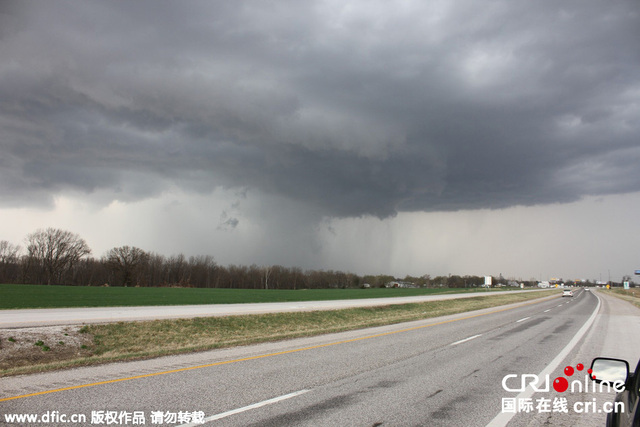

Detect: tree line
0,228,532,289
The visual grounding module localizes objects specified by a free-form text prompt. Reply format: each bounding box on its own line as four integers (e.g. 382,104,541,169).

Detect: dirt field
0,326,93,372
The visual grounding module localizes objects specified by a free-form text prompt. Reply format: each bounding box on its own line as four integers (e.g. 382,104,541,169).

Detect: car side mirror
590,358,629,389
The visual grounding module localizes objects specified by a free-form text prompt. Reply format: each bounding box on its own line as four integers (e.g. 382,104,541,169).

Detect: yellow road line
0,297,555,403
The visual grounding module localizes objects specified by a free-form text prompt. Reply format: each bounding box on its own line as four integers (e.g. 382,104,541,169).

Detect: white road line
516,317,530,323
178,389,310,426
543,309,551,312
489,293,601,426
450,334,482,346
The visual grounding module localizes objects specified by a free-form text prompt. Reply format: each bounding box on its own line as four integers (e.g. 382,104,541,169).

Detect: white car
562,289,573,297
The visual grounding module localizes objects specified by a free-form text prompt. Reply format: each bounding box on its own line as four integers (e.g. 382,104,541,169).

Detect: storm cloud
1,0,639,218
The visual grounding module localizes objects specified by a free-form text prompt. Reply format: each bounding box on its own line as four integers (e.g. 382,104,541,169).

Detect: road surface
1,290,638,426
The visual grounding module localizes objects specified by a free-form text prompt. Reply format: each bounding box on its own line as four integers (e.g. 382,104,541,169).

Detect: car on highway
590,357,640,427
562,289,573,297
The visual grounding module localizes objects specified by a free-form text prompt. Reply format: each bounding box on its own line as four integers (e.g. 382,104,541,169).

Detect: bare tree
0,240,21,283
26,228,92,285
188,255,217,288
0,240,20,264
263,265,272,290
106,246,148,286
141,252,166,287
166,254,190,286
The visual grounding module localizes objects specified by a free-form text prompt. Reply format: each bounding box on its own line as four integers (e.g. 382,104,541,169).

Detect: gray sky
1,0,639,282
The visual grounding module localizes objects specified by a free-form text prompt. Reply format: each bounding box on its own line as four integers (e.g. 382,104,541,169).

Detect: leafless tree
0,240,20,264
106,246,149,286
14,228,414,289
73,257,108,287
0,240,21,282
141,252,166,287
188,255,217,288
26,228,91,285
166,253,190,286
263,265,272,290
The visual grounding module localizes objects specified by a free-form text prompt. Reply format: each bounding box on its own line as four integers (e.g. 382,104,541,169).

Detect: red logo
553,363,592,392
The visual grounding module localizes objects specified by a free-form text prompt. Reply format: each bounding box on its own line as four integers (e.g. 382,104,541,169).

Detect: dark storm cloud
1,0,638,216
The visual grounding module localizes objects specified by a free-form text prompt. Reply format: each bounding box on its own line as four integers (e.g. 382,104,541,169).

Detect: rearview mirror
590,358,629,387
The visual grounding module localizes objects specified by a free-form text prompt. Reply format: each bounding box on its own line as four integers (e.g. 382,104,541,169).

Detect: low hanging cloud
1,0,638,218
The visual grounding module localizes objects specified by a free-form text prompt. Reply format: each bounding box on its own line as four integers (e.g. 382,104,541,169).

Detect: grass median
0,290,558,376
607,288,640,309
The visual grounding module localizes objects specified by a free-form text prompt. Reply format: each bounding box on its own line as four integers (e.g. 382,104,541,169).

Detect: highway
2,290,639,426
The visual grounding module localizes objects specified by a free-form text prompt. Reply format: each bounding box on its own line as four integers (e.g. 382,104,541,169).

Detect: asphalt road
2,290,638,427
0,289,542,328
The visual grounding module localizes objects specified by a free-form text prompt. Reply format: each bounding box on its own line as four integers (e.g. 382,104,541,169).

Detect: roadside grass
1,290,558,376
0,283,519,309
607,288,640,309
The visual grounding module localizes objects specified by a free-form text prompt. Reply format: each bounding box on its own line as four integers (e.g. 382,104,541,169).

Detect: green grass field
0,284,513,309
